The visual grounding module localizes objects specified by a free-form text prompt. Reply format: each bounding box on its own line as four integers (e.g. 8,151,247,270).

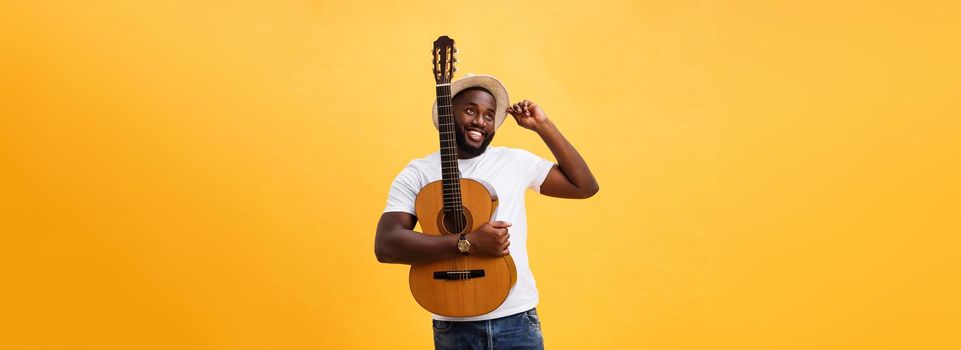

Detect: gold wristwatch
457,233,471,255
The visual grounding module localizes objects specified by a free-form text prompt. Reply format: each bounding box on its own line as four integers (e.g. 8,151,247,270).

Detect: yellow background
2,1,959,349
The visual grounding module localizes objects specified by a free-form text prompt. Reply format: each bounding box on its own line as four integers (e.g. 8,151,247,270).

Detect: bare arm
508,100,599,199
374,212,511,265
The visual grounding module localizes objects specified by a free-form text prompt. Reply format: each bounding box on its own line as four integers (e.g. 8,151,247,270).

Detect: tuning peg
453,67,458,72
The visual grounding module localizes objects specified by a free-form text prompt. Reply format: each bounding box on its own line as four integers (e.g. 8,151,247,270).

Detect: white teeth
467,130,483,141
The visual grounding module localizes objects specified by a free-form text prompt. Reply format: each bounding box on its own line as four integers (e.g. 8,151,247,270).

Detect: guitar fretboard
436,83,463,214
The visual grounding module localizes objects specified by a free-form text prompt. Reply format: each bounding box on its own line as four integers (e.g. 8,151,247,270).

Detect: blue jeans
433,308,544,350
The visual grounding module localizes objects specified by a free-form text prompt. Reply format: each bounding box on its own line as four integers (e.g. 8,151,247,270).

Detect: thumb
490,220,513,228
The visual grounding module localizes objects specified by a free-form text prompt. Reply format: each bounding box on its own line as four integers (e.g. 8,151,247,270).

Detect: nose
469,114,488,129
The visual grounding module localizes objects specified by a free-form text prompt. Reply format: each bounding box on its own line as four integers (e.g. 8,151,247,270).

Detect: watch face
457,240,470,252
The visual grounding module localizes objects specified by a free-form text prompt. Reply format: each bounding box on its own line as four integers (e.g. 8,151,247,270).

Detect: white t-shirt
383,146,555,321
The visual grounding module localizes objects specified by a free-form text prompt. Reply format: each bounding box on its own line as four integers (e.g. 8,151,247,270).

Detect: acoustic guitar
408,36,517,317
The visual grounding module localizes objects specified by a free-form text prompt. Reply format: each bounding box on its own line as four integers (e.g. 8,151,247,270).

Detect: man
375,74,598,350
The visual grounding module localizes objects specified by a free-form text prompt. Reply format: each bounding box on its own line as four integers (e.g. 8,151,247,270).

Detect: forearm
375,228,461,265
536,119,599,194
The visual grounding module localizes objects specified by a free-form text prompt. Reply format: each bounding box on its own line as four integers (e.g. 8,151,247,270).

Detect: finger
490,220,513,228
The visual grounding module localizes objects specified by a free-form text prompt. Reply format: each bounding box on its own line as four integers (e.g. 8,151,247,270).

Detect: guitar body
409,178,517,317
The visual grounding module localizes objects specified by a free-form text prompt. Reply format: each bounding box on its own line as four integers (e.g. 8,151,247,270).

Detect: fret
434,64,463,214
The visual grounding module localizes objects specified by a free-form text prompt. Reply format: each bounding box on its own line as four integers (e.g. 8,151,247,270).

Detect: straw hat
431,74,509,130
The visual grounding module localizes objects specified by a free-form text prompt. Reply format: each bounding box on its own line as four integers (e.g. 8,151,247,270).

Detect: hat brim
431,74,509,130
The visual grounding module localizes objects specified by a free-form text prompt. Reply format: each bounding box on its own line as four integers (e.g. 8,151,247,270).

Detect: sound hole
439,209,472,234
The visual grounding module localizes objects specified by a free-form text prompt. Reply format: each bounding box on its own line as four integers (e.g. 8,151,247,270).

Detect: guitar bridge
433,269,486,280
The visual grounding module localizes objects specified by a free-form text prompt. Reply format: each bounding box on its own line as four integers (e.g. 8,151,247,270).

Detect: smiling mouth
465,128,485,142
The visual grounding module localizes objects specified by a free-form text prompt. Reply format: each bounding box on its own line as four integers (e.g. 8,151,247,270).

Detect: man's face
451,88,497,158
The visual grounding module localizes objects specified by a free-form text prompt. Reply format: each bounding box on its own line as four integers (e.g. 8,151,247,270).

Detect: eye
466,107,475,115
484,113,494,121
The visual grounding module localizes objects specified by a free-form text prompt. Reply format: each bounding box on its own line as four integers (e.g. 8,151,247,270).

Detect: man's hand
466,220,512,256
507,99,549,132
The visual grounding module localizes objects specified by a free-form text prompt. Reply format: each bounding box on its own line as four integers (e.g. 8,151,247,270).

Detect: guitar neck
436,83,463,213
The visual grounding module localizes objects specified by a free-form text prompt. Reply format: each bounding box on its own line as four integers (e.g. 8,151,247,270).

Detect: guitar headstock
432,36,458,84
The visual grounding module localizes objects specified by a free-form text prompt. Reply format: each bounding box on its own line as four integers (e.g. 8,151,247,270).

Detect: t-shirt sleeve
513,148,556,193
383,163,423,215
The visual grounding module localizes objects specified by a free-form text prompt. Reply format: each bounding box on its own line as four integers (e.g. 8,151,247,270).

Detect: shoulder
487,146,541,162
401,151,441,172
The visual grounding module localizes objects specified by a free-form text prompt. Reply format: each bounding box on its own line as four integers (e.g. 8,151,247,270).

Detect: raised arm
507,100,599,199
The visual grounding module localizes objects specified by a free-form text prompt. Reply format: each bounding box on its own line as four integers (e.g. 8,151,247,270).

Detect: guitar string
439,82,464,279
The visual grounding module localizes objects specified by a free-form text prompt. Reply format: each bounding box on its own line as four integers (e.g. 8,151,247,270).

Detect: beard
454,125,495,158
